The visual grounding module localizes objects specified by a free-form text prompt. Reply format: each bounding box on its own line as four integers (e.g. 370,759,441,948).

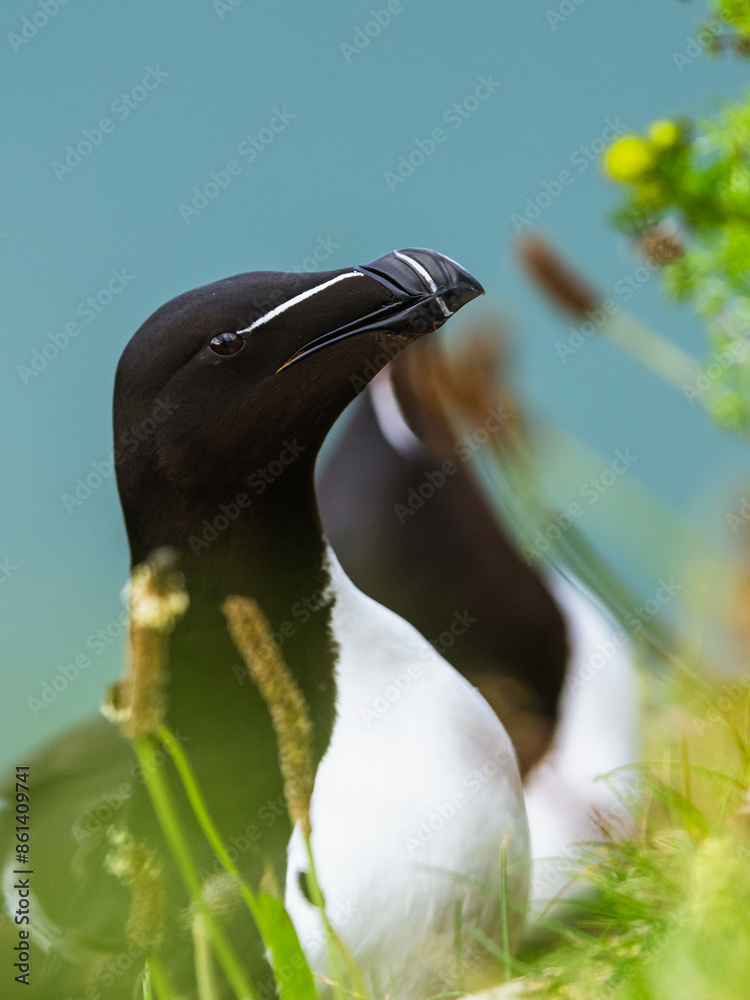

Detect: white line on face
238,271,364,335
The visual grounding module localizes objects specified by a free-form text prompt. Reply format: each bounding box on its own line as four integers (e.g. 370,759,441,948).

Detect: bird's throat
130,479,338,851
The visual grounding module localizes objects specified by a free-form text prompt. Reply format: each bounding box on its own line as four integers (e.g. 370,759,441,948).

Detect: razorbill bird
315,352,569,777
0,249,528,999
303,335,638,926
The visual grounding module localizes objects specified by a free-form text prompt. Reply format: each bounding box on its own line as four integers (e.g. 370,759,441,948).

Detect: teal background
2,0,748,769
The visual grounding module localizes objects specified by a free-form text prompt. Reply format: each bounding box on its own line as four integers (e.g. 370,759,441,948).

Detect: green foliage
601,1,750,432
153,724,318,1000
113,558,328,1000
708,0,750,47
518,717,750,999
605,101,750,430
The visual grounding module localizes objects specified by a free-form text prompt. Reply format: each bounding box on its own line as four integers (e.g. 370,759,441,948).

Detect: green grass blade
134,735,257,1000
156,724,317,1000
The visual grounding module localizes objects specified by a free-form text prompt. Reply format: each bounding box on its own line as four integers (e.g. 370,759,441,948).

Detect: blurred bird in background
310,317,640,923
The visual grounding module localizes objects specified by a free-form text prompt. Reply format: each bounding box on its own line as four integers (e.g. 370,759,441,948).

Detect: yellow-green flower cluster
603,120,682,183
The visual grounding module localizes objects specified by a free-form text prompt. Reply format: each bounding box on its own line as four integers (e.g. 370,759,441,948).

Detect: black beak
278,248,484,370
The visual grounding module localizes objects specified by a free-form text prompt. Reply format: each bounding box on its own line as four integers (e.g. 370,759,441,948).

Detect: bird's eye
209,332,244,356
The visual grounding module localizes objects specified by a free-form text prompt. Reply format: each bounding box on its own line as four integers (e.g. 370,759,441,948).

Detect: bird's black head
113,249,483,565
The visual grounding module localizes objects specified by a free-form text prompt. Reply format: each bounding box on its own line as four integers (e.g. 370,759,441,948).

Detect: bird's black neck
127,468,338,826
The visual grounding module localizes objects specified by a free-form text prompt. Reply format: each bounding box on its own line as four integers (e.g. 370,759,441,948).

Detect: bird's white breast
285,550,529,998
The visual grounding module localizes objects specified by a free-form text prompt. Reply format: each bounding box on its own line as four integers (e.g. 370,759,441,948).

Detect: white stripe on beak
393,251,452,317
